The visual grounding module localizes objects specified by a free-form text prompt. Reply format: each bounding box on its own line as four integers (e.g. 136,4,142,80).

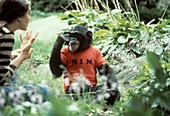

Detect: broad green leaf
128,28,140,32
147,51,162,70
111,9,122,14
103,39,113,46
108,44,118,53
65,10,80,17
104,54,109,59
147,51,166,84
154,46,163,55
93,29,110,37
117,18,127,25
117,36,128,43
101,44,111,53
140,32,151,41
131,46,142,55
166,78,170,87
151,101,159,108
161,36,170,45
95,43,102,50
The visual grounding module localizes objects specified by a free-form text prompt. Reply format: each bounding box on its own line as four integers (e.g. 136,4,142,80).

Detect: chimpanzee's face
62,25,92,53
68,36,80,52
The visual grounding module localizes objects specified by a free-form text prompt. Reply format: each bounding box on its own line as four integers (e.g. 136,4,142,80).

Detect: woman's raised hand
19,31,39,59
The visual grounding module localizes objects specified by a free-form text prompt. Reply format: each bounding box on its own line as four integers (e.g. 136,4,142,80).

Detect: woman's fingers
30,32,39,44
19,31,39,57
34,32,39,39
25,48,34,59
20,31,39,48
23,33,38,52
22,44,31,52
26,31,32,40
19,34,23,43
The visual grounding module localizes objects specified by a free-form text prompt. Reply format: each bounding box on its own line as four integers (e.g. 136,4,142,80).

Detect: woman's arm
10,31,38,68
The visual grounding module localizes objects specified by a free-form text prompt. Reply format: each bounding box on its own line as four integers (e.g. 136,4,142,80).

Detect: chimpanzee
49,25,120,105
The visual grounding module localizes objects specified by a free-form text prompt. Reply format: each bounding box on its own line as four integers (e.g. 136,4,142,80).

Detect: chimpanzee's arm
98,64,120,105
49,36,65,78
98,64,118,88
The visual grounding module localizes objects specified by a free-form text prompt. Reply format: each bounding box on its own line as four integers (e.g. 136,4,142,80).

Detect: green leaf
103,39,113,46
154,46,163,55
147,51,166,84
108,44,118,53
117,36,128,43
93,29,110,37
151,101,159,108
166,78,170,87
131,46,142,55
101,44,111,53
111,9,122,14
147,51,162,70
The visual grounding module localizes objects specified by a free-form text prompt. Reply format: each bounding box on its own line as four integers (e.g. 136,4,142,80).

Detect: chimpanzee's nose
70,37,77,42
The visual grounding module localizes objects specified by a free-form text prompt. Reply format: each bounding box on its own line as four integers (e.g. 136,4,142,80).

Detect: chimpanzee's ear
86,31,92,38
86,31,93,44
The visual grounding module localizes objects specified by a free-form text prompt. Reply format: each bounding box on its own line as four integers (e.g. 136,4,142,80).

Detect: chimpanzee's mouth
69,41,80,52
71,43,77,45
70,41,79,46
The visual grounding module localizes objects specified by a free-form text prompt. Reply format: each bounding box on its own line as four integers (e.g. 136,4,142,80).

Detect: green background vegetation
31,0,170,23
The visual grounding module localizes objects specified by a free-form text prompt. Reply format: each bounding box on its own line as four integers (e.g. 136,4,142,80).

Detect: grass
17,62,64,93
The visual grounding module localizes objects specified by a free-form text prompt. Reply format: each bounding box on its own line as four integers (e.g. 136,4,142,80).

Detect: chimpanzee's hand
60,32,70,41
56,35,65,44
56,32,69,43
58,32,70,45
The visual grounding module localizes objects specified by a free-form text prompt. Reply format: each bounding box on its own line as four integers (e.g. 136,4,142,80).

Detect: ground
15,15,69,40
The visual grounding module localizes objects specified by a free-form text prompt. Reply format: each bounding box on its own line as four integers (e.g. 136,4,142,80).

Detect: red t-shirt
61,46,106,91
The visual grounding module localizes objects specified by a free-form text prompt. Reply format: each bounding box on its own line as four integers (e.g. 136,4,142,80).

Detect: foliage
30,0,170,23
30,0,70,12
60,8,170,65
137,0,170,23
124,52,170,116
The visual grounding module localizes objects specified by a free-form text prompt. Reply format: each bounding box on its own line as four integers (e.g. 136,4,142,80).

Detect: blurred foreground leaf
147,51,166,84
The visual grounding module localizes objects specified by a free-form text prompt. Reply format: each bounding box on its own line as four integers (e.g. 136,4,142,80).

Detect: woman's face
19,8,31,30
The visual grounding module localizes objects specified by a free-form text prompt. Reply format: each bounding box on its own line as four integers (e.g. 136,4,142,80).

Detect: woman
0,0,37,85
0,0,49,105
